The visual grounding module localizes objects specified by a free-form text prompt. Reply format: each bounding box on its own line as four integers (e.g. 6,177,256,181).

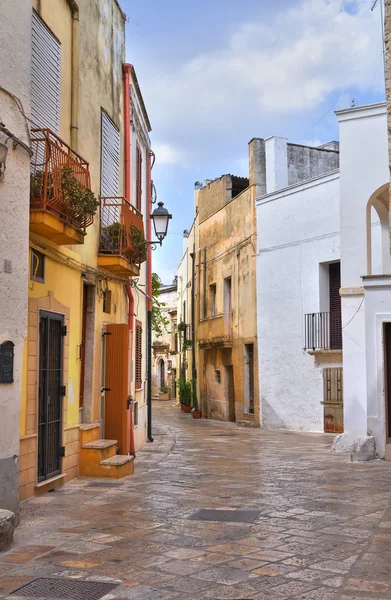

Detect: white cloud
142,0,382,140
153,142,188,167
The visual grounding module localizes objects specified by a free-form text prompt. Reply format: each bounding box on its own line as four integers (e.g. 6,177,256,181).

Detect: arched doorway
159,359,165,389
366,183,390,275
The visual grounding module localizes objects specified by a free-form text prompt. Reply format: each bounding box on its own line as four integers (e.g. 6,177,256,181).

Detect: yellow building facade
20,0,150,499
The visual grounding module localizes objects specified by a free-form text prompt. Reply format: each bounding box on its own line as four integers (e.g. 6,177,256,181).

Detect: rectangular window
202,247,207,318
101,109,120,197
224,277,232,314
134,401,139,427
210,284,216,316
30,250,45,283
103,289,112,314
136,143,142,212
329,262,342,350
135,320,142,390
244,343,255,415
31,11,61,132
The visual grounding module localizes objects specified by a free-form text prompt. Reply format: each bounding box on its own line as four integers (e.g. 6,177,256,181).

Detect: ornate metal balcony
98,197,145,277
30,128,94,244
198,313,233,348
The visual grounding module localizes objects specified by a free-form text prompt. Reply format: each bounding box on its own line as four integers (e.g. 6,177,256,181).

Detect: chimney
264,136,288,193
248,138,266,194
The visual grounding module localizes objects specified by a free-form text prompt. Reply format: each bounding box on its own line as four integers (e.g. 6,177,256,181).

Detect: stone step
79,423,101,445
82,439,117,450
100,455,134,467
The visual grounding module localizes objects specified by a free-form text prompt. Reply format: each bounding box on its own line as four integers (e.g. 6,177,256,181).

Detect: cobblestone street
2,402,391,599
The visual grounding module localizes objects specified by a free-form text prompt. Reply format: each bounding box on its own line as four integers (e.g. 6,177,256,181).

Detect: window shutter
101,110,120,197
136,144,142,212
31,11,61,132
135,320,142,389
329,262,342,350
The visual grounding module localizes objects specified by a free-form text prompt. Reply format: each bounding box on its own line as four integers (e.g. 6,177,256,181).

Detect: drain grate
11,578,119,599
87,481,124,487
190,509,260,523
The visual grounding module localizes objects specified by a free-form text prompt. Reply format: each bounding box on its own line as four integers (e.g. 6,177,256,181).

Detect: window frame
135,320,143,390
30,250,45,283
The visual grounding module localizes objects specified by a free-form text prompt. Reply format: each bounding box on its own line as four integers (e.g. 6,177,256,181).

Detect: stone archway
366,183,390,276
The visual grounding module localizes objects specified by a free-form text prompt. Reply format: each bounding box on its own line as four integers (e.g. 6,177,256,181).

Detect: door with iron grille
38,311,64,482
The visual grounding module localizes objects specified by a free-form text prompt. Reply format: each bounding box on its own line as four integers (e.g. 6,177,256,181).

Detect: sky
120,0,385,284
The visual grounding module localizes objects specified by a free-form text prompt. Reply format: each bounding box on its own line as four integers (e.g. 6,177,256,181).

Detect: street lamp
149,201,172,247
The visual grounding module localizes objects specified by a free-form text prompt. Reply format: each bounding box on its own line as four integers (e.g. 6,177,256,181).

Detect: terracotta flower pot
183,405,192,413
180,404,185,411
192,410,201,419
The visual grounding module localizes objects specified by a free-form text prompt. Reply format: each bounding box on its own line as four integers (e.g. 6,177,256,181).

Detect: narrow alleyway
2,403,391,600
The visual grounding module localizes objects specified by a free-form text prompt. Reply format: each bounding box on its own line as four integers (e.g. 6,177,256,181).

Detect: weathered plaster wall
256,172,340,431
287,144,339,186
198,176,259,425
0,0,31,513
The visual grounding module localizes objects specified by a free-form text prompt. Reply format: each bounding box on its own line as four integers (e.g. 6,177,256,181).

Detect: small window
215,369,221,384
134,401,139,427
31,250,45,283
136,143,142,212
103,289,112,314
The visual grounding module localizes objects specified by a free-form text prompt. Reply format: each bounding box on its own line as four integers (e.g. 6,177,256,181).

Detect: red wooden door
104,323,129,454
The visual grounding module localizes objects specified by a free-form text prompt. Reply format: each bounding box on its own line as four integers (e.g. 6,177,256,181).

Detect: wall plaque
0,341,14,383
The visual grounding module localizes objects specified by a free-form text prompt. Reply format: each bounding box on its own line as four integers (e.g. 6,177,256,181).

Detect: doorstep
34,474,66,495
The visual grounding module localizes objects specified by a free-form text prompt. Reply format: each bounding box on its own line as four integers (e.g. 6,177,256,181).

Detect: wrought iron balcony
304,311,342,351
98,197,145,277
30,129,94,242
198,313,233,348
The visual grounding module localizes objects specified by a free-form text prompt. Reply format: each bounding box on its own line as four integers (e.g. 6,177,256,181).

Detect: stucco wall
256,172,340,431
287,144,339,186
0,0,31,513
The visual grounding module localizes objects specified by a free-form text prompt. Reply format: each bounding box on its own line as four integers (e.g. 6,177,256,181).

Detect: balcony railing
99,197,144,263
198,313,233,347
30,128,94,231
304,311,342,351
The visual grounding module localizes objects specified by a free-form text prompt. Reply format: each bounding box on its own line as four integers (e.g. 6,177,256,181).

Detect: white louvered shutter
101,110,120,197
31,11,61,132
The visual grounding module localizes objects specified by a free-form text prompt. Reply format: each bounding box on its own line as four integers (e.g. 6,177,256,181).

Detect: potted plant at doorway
178,378,192,413
191,379,201,419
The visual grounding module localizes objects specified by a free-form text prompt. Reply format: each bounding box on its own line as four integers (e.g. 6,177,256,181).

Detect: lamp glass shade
151,202,172,242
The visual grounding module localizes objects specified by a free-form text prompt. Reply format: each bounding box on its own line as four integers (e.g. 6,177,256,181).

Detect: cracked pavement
2,402,391,599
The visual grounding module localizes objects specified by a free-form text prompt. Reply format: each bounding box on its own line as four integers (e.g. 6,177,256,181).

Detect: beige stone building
179,142,260,424
152,277,178,401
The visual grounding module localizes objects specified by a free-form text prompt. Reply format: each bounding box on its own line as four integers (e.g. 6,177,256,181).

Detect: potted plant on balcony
30,170,54,201
178,378,192,413
129,224,147,263
177,321,186,333
61,167,99,224
191,380,201,419
101,221,126,252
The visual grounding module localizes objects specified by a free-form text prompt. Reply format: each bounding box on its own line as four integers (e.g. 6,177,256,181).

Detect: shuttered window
101,110,120,197
135,320,142,390
136,144,142,212
31,11,61,132
329,262,342,350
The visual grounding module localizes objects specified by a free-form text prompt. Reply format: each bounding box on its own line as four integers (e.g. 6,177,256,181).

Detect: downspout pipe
67,0,79,150
147,150,154,442
123,62,136,457
190,247,196,399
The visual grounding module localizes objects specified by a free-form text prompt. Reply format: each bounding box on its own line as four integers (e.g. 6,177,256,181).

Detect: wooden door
104,323,129,454
385,324,391,441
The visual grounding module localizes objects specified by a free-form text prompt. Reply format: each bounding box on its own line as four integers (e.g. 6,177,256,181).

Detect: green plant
152,273,170,337
183,339,193,350
178,321,187,332
61,167,98,219
160,386,169,394
30,170,54,198
177,378,192,406
101,221,126,251
129,224,147,263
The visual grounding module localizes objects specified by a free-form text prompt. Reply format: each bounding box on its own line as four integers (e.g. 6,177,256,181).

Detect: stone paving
2,402,391,599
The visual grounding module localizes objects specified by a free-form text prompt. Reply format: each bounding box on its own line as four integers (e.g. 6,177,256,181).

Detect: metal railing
30,128,93,230
304,311,342,351
99,197,144,261
198,313,233,346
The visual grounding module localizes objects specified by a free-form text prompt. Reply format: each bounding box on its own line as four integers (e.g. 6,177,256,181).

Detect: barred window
135,320,142,389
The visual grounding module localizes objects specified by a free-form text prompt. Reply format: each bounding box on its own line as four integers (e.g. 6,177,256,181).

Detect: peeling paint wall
0,0,31,513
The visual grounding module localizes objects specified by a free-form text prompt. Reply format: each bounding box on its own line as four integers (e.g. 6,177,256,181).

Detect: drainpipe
123,63,136,457
190,247,197,401
66,0,79,150
147,150,154,442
